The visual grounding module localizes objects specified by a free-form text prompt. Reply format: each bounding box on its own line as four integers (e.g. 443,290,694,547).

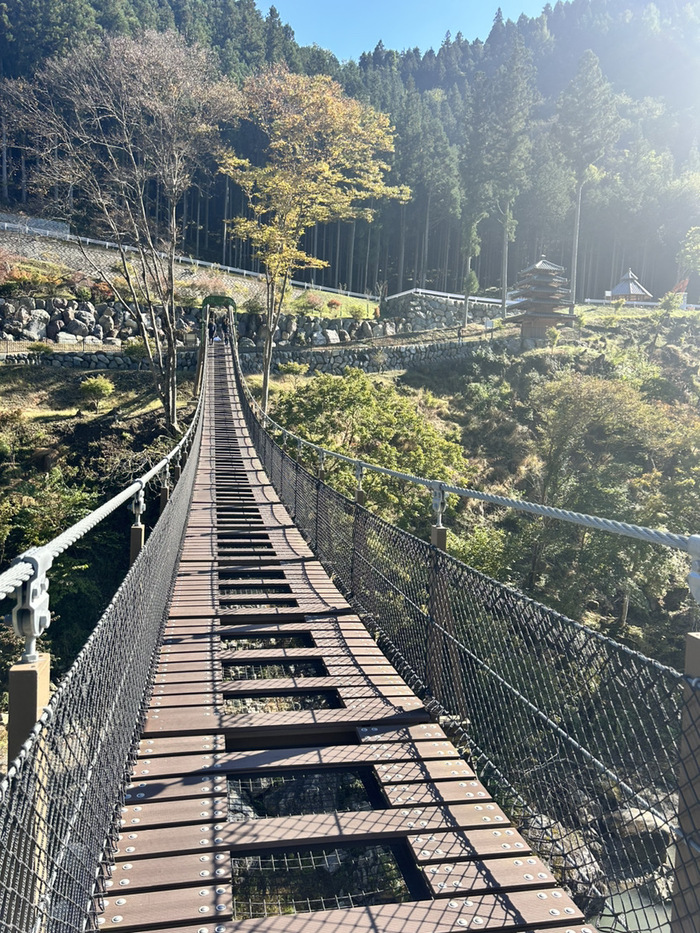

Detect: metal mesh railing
233,353,700,933
0,376,204,932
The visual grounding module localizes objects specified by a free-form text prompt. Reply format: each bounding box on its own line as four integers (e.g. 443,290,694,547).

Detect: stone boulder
23,309,50,340
46,319,65,339
324,329,340,345
65,318,89,338
611,807,671,869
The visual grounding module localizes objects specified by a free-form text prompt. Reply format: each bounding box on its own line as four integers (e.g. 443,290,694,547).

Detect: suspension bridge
1,336,698,933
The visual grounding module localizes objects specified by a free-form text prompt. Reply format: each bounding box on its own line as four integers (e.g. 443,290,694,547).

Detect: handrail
234,345,696,560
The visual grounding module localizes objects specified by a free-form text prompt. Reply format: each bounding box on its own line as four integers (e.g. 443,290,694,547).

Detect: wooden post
130,524,145,567
8,653,50,766
671,632,700,932
355,489,366,506
159,485,170,515
431,525,447,550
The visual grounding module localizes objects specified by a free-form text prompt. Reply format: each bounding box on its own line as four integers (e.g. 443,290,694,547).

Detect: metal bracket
355,463,365,490
431,482,447,528
129,481,146,527
160,462,170,491
11,548,54,663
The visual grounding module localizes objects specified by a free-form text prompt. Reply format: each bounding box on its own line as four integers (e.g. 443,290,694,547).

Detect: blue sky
258,1,548,61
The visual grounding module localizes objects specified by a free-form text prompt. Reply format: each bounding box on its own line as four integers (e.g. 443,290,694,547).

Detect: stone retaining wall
0,349,198,371
239,336,517,376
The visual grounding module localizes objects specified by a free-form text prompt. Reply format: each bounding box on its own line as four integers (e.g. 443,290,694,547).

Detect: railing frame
2,334,208,764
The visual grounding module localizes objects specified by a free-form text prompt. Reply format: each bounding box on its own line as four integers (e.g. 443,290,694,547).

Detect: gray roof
610,269,653,299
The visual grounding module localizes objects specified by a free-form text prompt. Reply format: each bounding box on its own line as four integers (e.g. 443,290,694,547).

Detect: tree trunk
420,191,431,289
397,203,406,292
222,178,229,265
500,199,510,319
1,115,8,202
334,222,341,288
204,182,210,251
196,188,201,258
570,180,583,313
363,219,372,293
346,220,356,291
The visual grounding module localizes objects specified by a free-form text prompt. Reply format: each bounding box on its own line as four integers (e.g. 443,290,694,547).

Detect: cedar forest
1,0,700,678
2,0,700,302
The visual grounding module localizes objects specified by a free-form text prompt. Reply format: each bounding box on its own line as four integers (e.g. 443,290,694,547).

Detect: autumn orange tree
219,65,409,411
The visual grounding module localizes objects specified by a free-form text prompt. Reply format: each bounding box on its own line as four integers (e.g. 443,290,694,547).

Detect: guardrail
0,334,208,933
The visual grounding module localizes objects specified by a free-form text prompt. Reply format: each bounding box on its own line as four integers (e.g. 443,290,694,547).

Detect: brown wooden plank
129,736,460,781
380,778,492,807
423,854,556,897
408,828,531,862
120,795,229,829
373,759,476,783
115,803,512,860
105,851,231,894
100,882,232,931
123,890,587,933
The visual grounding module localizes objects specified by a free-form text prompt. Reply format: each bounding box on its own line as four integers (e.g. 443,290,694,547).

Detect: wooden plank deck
102,344,596,933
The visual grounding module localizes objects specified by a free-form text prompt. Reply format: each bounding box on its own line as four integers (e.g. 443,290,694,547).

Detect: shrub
243,295,265,315
122,338,152,361
327,298,341,311
347,302,367,321
27,342,54,355
79,375,115,411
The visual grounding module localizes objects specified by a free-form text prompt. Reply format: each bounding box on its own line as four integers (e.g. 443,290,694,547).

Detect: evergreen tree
481,38,538,316
554,49,618,309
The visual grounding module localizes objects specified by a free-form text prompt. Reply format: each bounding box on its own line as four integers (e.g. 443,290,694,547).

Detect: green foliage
276,362,308,389
347,302,368,321
79,375,115,410
464,270,479,296
448,524,507,579
122,339,152,361
272,368,468,533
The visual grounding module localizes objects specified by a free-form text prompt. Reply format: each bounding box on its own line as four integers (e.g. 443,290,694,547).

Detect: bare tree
3,31,238,432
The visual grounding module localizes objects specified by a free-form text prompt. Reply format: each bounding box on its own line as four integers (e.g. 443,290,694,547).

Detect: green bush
347,302,367,321
243,296,265,315
122,338,152,361
27,342,54,355
79,375,114,411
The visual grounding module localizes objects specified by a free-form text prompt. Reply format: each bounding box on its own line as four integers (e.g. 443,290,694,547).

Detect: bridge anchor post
7,653,50,766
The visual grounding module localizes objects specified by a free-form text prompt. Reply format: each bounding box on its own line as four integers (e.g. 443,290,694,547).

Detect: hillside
266,301,700,670
1,0,700,304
